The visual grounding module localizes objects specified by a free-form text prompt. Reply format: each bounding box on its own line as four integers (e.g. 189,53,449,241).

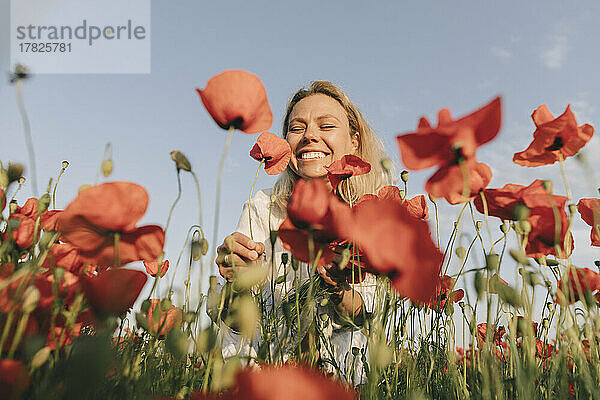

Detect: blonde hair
272,81,395,212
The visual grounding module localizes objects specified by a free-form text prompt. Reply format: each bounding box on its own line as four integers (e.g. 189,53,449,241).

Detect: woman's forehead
289,94,347,121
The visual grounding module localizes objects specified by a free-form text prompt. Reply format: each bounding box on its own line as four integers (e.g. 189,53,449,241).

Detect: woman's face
286,94,358,180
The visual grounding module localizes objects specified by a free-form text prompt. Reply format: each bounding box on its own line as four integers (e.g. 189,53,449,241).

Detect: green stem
248,161,262,240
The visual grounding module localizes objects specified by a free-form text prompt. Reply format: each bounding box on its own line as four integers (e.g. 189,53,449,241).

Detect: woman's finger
229,232,266,256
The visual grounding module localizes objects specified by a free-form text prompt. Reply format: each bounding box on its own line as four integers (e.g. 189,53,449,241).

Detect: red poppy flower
577,198,600,246
227,364,356,400
476,323,506,350
357,187,429,220
146,299,182,336
515,316,539,337
0,188,5,211
513,104,594,167
144,259,169,278
34,270,80,311
474,180,572,258
7,213,37,249
42,243,83,274
196,70,273,134
536,339,554,360
40,209,62,231
80,268,147,317
556,267,600,304
351,197,443,302
57,182,165,267
424,275,464,311
426,160,492,204
397,97,501,170
249,131,292,175
278,179,352,266
0,359,29,398
324,155,371,191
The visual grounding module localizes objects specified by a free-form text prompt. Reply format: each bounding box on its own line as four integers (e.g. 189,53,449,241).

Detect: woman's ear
351,132,360,152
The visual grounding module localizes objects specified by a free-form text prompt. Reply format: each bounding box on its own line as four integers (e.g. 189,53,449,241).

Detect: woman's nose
301,124,319,143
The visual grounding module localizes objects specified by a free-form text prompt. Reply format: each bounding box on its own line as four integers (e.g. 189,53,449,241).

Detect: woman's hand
316,265,364,320
215,232,265,282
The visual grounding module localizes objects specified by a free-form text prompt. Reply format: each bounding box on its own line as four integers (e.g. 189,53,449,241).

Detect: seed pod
475,221,483,230
500,222,509,233
141,299,151,313
518,220,531,234
509,249,530,266
546,258,559,267
101,159,113,177
170,150,192,172
399,189,406,200
61,160,69,169
400,170,409,183
455,246,466,259
9,201,18,215
568,204,578,214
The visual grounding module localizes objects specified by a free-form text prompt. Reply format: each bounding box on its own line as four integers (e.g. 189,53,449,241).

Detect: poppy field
2,67,600,399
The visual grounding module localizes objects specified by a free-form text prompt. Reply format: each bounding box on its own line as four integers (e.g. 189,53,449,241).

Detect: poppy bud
0,169,8,187
161,298,172,311
455,246,466,259
486,253,499,272
351,347,360,356
22,286,40,314
336,248,351,270
136,312,151,331
400,170,409,183
474,271,484,300
281,253,289,266
233,265,268,291
78,184,91,193
475,221,483,231
170,150,192,172
518,220,531,234
61,160,69,169
191,240,202,261
38,193,50,214
7,163,24,183
509,249,530,266
371,341,392,368
31,347,51,371
269,230,278,246
380,158,393,173
141,299,151,313
541,180,553,192
291,257,299,271
444,302,454,316
233,295,258,339
166,329,188,361
101,159,113,177
512,204,530,221
496,283,521,308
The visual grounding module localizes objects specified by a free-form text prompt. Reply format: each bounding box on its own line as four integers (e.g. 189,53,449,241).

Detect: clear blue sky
1,1,599,310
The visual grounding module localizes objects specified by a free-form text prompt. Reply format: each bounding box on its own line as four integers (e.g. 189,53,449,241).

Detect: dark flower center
545,136,563,151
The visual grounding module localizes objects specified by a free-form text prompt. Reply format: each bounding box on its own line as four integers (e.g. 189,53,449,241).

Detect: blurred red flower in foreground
196,70,273,134
81,269,147,317
324,154,371,191
144,259,170,278
397,97,500,204
356,186,429,220
577,198,600,246
424,275,464,311
474,180,572,258
146,299,182,336
250,131,292,175
0,359,29,398
278,180,351,266
513,104,594,167
57,182,165,267
0,188,5,211
556,267,600,304
217,364,355,400
351,197,443,302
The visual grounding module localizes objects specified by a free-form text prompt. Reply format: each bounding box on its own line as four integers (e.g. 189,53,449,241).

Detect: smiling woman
212,80,393,384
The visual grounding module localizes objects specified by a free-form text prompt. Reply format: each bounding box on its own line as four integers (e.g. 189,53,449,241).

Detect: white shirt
211,189,377,384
